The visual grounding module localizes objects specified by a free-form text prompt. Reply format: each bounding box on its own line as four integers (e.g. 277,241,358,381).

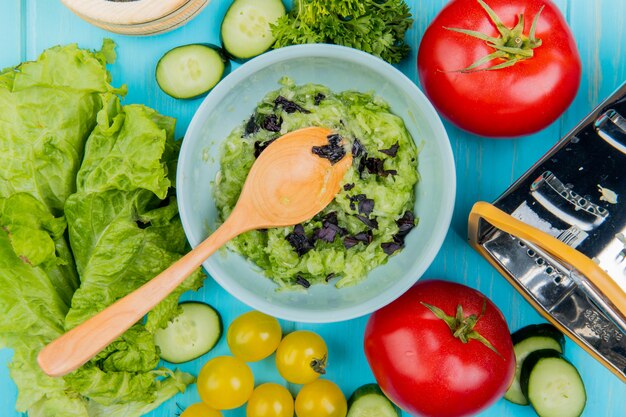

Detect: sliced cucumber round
347,384,401,417
521,349,586,417
154,302,222,363
505,324,565,405
156,44,229,99
511,323,565,347
220,0,286,60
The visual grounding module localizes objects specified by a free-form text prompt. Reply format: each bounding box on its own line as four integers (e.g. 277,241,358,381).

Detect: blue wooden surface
1,0,625,416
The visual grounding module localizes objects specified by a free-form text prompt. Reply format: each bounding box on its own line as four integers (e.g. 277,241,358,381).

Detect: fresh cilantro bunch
271,0,414,64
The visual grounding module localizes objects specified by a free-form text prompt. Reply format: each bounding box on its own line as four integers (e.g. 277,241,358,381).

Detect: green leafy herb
271,0,414,64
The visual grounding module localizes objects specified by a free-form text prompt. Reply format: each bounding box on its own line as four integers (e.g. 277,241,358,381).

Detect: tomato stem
420,301,503,358
310,354,327,375
445,0,544,72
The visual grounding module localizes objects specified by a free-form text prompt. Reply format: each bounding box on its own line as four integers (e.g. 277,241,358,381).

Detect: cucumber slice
347,384,401,417
156,44,229,99
505,324,565,405
511,323,565,347
154,302,222,363
221,0,286,60
521,350,586,417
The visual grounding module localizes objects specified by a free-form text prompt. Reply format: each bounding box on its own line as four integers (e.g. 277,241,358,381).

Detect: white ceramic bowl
177,44,455,323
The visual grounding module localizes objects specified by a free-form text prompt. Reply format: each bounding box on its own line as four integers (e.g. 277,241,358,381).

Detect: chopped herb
396,210,416,237
244,114,259,136
286,224,314,256
357,155,367,176
323,211,339,225
352,139,366,158
343,236,360,249
381,237,404,255
348,194,374,216
254,138,277,158
356,215,379,229
313,212,346,243
354,230,373,244
295,275,311,288
358,198,374,216
314,223,342,242
261,114,282,132
275,95,310,113
379,143,399,157
343,183,355,191
343,230,373,249
363,156,397,177
314,92,326,105
364,157,384,174
312,133,346,164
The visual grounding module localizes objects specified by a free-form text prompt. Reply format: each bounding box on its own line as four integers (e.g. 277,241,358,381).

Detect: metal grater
469,83,626,381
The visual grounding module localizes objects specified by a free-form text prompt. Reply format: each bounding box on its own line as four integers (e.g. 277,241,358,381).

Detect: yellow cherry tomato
180,402,222,417
227,311,282,362
246,383,294,417
295,379,347,417
197,356,254,410
275,330,328,384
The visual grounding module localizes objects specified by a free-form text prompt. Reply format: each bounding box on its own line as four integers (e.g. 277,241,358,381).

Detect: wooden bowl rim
61,0,201,25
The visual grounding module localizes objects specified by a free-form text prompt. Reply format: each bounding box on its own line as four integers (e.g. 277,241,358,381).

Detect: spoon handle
37,216,244,377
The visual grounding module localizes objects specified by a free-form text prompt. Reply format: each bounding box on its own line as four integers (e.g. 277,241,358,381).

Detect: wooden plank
0,0,625,416
0,0,25,68
0,1,23,412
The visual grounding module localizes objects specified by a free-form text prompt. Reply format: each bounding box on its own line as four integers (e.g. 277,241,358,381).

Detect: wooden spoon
38,126,352,377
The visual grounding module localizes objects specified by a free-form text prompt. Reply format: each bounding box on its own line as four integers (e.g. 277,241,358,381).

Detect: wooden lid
62,0,209,35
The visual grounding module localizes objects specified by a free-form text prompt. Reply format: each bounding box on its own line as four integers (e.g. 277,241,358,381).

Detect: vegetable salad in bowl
177,44,455,322
215,78,419,289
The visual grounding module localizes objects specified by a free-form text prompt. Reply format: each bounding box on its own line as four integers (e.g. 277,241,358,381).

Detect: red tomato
417,0,581,138
364,280,515,417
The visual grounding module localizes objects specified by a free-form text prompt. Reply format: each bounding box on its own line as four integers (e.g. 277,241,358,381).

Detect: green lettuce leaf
0,223,66,343
0,41,123,415
0,40,200,417
0,215,84,414
86,371,195,417
0,41,124,216
65,96,203,332
0,194,77,305
7,337,72,412
29,392,90,417
76,95,175,199
64,95,203,406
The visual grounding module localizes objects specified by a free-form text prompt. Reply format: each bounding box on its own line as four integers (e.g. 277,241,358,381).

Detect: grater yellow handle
468,201,626,319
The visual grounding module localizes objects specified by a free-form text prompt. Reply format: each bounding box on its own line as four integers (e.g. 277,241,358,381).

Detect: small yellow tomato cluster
184,310,348,417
